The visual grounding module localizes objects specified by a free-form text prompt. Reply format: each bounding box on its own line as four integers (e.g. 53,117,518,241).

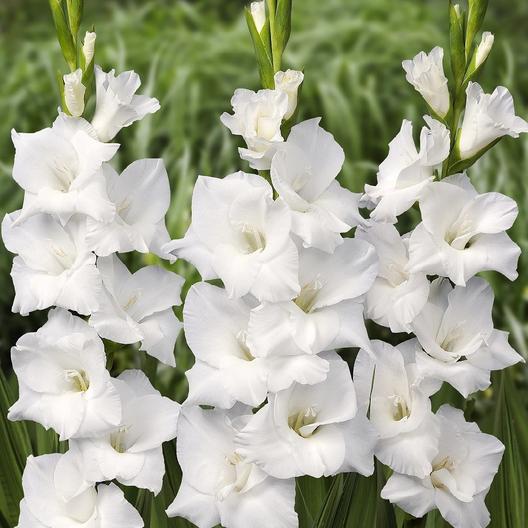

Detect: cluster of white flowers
5,3,527,527
359,40,527,527
3,31,183,528
163,70,382,527
163,31,527,528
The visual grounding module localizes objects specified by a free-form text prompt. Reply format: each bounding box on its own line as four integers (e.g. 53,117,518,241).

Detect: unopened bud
475,31,494,68
63,69,86,117
274,70,304,120
250,1,266,33
82,31,97,67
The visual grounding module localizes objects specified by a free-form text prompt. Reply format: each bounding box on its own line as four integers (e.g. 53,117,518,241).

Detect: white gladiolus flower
91,66,160,142
402,47,450,118
164,172,300,302
17,454,143,528
86,159,172,259
363,116,450,223
381,405,504,528
55,370,180,498
411,277,523,397
356,222,429,332
236,352,377,479
408,174,520,285
250,1,266,33
459,82,528,159
11,113,118,223
475,32,494,69
274,70,304,119
2,212,101,315
246,238,377,359
82,31,97,65
8,309,120,440
63,69,86,117
183,282,330,408
166,405,298,528
354,340,440,478
89,254,184,366
271,118,363,252
220,88,289,170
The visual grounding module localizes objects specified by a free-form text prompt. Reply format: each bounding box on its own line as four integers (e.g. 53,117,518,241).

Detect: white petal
166,480,219,527
340,414,377,476
218,477,297,528
381,473,436,518
96,483,144,528
184,282,252,365
375,413,439,478
139,308,182,366
436,489,490,528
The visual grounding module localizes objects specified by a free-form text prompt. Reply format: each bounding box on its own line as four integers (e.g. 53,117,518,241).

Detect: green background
0,0,527,526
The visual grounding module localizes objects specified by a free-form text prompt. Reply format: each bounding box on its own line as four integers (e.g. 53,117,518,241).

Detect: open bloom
274,70,304,119
63,69,86,117
164,172,299,302
381,405,504,528
402,47,450,118
271,118,363,252
363,116,449,223
246,238,377,359
11,113,118,223
17,454,143,528
91,66,160,142
458,82,528,159
9,308,120,440
89,254,183,366
184,282,330,409
354,340,440,478
220,88,288,170
356,222,429,332
2,212,101,315
411,277,523,397
166,405,298,528
236,352,376,478
55,370,180,498
408,174,520,285
86,159,172,258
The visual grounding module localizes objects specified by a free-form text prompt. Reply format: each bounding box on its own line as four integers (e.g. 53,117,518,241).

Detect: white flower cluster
3,51,183,527
165,42,527,528
5,10,527,527
360,45,527,528
164,71,381,527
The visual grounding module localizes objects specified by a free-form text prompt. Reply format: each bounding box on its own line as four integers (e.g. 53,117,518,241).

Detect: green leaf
487,370,527,527
448,1,465,85
272,0,292,71
296,476,328,527
314,474,344,527
244,7,274,89
49,0,77,70
339,464,397,527
465,0,488,60
66,0,83,41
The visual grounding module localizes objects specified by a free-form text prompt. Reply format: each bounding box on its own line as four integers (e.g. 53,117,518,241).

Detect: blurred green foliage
0,0,527,526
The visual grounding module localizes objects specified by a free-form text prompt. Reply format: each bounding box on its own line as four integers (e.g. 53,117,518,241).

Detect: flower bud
82,31,96,67
402,47,450,118
63,69,86,117
250,1,266,33
274,69,304,119
475,31,494,68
